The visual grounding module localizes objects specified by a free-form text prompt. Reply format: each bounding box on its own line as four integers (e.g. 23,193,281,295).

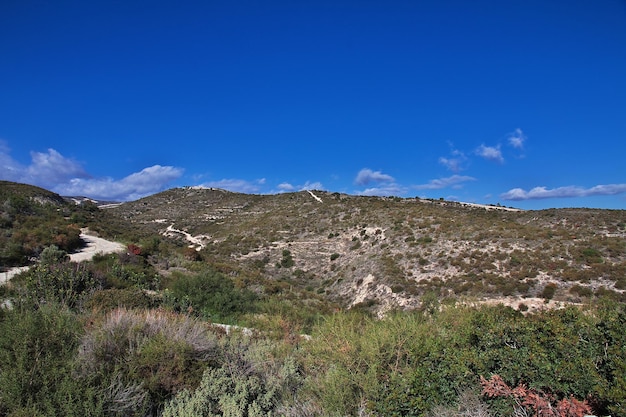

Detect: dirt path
69,231,126,262
1,230,126,284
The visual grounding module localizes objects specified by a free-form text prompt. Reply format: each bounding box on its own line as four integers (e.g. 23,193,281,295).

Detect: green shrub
163,335,302,417
76,308,219,415
300,305,619,416
16,262,103,310
39,244,69,265
541,282,558,300
167,269,258,321
84,288,160,312
280,250,295,268
0,305,104,416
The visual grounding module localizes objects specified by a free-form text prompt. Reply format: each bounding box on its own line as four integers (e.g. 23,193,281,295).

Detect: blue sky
1,1,625,209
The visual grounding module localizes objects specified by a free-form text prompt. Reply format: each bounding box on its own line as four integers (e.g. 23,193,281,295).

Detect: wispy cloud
439,145,468,173
501,184,626,200
199,178,266,194
358,184,408,197
354,168,395,185
439,155,467,172
57,165,184,201
353,168,403,196
507,128,526,149
414,175,476,190
475,144,504,163
299,181,323,190
275,181,324,193
27,149,89,186
277,182,296,192
0,143,183,201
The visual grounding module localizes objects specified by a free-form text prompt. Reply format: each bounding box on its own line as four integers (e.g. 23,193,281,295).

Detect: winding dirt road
1,230,126,284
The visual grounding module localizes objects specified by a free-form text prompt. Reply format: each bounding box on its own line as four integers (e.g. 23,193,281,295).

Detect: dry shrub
78,308,218,374
76,308,219,415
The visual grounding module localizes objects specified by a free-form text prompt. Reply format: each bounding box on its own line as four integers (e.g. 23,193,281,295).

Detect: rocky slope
107,187,626,315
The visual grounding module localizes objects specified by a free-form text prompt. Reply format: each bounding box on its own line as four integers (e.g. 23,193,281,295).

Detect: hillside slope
108,187,626,314
0,181,109,268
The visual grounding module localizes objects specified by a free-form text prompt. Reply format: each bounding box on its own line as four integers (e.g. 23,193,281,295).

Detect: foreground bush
0,304,104,416
14,262,103,310
76,308,219,416
299,302,626,416
162,335,302,417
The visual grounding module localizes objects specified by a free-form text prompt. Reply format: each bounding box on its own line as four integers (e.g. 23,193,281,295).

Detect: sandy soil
69,231,126,263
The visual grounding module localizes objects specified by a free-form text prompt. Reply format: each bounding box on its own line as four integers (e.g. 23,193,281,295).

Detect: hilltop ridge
105,186,626,315
2,180,625,315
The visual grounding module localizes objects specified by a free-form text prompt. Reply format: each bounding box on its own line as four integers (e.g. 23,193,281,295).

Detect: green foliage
300,304,626,417
280,250,295,268
76,308,219,416
90,252,160,290
167,269,258,321
541,282,558,300
579,247,603,264
0,305,104,417
84,287,161,312
162,335,301,417
15,262,103,310
0,182,90,267
39,244,69,265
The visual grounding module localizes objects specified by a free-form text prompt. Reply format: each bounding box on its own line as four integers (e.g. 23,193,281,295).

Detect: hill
0,181,101,267
106,186,626,314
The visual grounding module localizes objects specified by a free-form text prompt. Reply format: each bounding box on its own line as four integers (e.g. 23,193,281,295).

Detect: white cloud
501,184,626,200
414,175,476,190
0,145,90,187
277,182,296,191
0,143,183,201
56,165,184,201
438,156,466,172
274,181,324,193
27,149,89,186
358,184,407,197
439,146,468,173
354,168,395,185
299,181,323,191
0,141,24,182
199,178,265,194
507,128,526,149
476,144,504,163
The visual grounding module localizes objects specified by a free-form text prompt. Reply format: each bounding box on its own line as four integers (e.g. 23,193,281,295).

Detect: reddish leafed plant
480,375,592,417
127,244,142,256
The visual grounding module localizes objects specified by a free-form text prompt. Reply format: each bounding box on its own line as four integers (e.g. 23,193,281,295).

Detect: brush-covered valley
1,180,625,417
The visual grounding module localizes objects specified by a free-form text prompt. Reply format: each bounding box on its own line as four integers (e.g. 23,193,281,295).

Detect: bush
84,288,160,312
541,282,558,300
300,305,620,416
281,250,295,268
39,244,69,265
0,305,104,416
76,308,219,415
16,262,103,310
162,335,301,417
167,269,258,321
